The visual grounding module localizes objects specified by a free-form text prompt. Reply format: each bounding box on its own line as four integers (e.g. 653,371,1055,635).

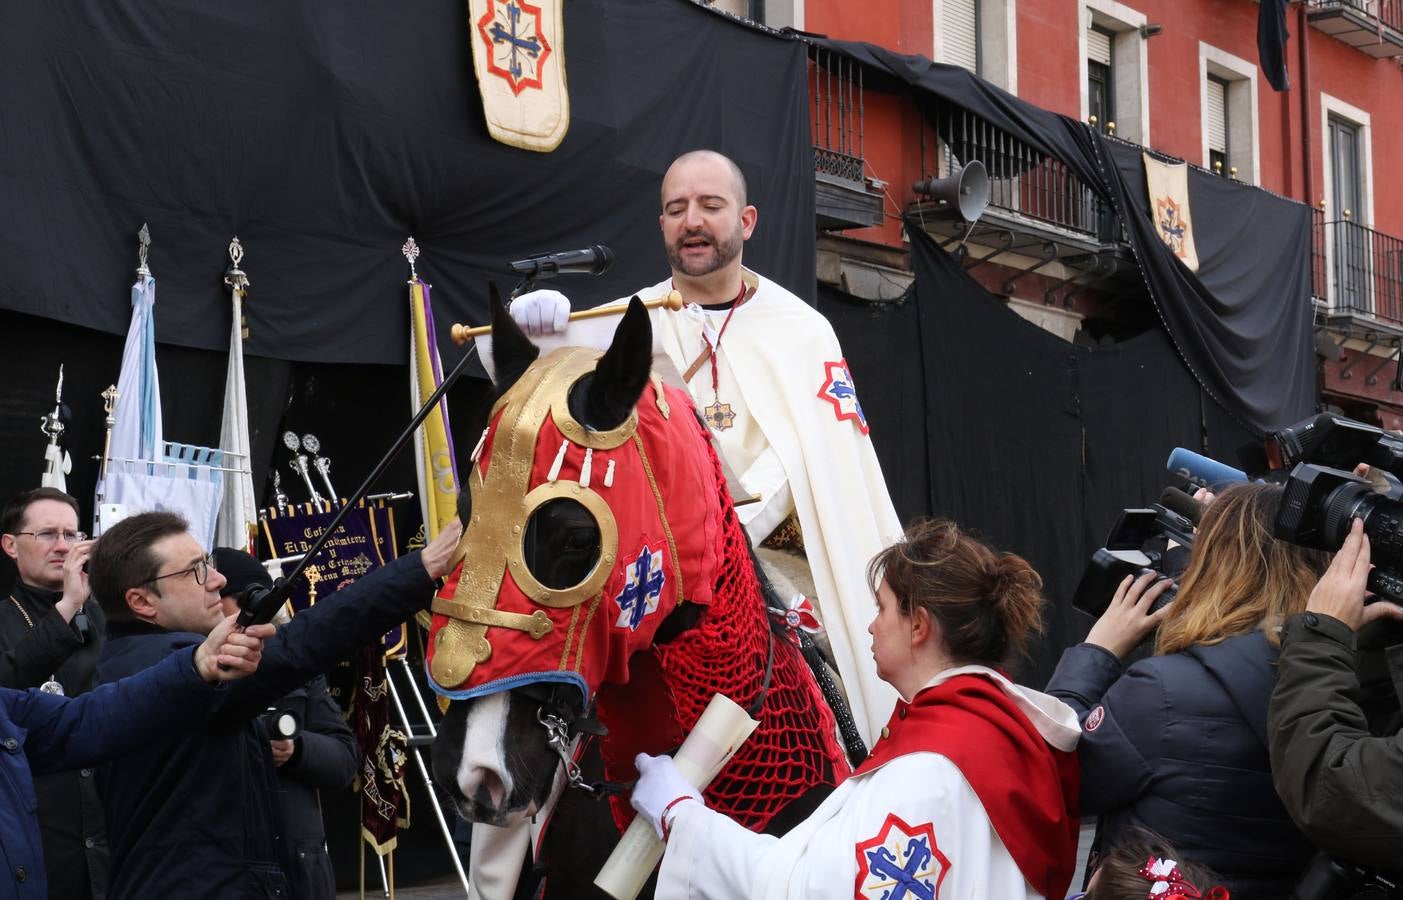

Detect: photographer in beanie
211,548,356,900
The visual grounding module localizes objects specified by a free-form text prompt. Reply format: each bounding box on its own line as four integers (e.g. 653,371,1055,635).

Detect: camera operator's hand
1085,571,1174,660
56,540,94,623
420,517,464,581
270,738,295,767
194,616,276,683
1307,518,1403,631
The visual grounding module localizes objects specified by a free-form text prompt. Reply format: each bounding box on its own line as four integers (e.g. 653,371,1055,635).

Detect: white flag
214,280,256,550
96,274,225,548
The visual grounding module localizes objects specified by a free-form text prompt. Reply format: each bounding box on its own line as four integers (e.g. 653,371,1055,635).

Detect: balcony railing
930,107,1113,241
1313,208,1327,302
1314,0,1403,33
809,45,882,230
1308,0,1403,57
1320,218,1403,326
810,45,865,186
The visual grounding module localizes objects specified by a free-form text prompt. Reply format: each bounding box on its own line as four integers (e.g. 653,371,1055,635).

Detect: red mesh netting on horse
596,440,850,833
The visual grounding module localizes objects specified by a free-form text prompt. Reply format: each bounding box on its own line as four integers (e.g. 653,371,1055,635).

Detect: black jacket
0,582,108,900
1047,633,1314,900
271,677,356,900
1269,612,1403,873
96,552,434,900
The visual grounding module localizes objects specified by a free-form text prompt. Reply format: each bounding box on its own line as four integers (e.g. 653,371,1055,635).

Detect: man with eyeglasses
0,487,109,900
90,509,462,900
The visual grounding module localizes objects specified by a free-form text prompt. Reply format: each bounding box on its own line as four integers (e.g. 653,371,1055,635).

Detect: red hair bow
1138,856,1230,900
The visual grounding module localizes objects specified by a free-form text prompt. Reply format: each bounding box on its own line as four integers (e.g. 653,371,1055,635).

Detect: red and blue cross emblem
818,358,869,435
613,543,666,631
475,0,553,96
854,813,950,900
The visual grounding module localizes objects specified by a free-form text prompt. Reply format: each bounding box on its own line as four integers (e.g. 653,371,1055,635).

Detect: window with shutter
1206,75,1230,175
1087,27,1114,131
1087,27,1112,67
943,0,980,74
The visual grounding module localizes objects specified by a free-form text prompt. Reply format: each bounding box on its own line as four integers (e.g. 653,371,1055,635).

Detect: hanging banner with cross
468,0,569,152
1143,152,1200,272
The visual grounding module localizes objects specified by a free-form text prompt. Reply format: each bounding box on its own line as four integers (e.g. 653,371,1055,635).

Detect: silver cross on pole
225,236,249,292
402,236,421,283
136,224,152,278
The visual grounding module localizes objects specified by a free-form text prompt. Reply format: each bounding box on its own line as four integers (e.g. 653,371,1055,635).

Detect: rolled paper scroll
594,692,760,900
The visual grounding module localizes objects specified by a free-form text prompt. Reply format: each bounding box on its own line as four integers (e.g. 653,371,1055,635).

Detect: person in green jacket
1268,518,1403,873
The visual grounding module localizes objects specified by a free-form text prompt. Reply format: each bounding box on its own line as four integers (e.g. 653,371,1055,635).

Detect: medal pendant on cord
704,399,736,431
699,287,746,434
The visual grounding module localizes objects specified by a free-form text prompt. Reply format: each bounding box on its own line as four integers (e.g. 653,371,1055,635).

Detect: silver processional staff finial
136,223,152,278
225,236,249,292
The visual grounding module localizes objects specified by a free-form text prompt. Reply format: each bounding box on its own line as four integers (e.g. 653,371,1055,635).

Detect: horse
425,295,852,897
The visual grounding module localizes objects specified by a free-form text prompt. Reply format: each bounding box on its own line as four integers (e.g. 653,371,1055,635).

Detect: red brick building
718,0,1403,430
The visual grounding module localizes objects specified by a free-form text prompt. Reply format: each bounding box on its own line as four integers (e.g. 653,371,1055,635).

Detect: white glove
509,288,572,336
630,753,702,840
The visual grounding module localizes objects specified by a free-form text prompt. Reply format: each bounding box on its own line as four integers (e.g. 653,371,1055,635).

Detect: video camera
259,706,301,741
1271,414,1403,603
1072,489,1200,618
1293,852,1402,899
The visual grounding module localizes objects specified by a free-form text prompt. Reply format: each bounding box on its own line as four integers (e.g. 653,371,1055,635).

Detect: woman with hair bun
1047,482,1328,899
630,519,1083,900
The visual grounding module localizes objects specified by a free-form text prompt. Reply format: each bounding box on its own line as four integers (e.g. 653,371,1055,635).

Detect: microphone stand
238,257,577,625
237,340,479,627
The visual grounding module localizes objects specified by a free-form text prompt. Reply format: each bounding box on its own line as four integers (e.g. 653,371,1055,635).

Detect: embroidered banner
349,644,411,855
1143,152,1199,272
469,0,569,152
258,498,405,657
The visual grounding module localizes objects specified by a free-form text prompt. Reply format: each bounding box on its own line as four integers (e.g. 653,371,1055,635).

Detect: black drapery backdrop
0,0,813,583
0,1,813,362
808,38,1317,436
821,230,1259,685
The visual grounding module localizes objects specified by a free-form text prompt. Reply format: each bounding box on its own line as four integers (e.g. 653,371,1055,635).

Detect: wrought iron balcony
1308,0,1403,58
1312,208,1327,302
809,45,884,231
1318,217,1403,329
922,107,1114,242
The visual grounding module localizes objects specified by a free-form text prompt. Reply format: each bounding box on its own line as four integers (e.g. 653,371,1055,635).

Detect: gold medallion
704,400,736,431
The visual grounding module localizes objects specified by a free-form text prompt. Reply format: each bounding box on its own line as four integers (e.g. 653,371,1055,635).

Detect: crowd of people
630,484,1403,900
0,487,461,900
3,147,1402,900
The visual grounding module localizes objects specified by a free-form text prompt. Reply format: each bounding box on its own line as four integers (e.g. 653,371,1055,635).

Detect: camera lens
1323,481,1376,547
1323,481,1403,567
271,712,297,739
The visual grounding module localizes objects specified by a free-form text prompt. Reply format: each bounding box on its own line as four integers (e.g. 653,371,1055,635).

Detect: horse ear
490,282,539,393
583,297,652,431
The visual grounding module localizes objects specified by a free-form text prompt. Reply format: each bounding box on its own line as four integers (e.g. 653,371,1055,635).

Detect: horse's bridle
522,611,779,799
520,683,626,797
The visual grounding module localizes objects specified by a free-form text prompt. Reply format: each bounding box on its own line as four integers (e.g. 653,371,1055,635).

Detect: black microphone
509,245,614,279
216,581,289,673
234,582,288,629
1158,486,1204,526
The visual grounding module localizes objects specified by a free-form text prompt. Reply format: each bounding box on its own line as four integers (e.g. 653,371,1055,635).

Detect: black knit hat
211,547,272,599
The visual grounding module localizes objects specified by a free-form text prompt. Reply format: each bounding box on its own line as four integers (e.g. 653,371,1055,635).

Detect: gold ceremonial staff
449,290,685,345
